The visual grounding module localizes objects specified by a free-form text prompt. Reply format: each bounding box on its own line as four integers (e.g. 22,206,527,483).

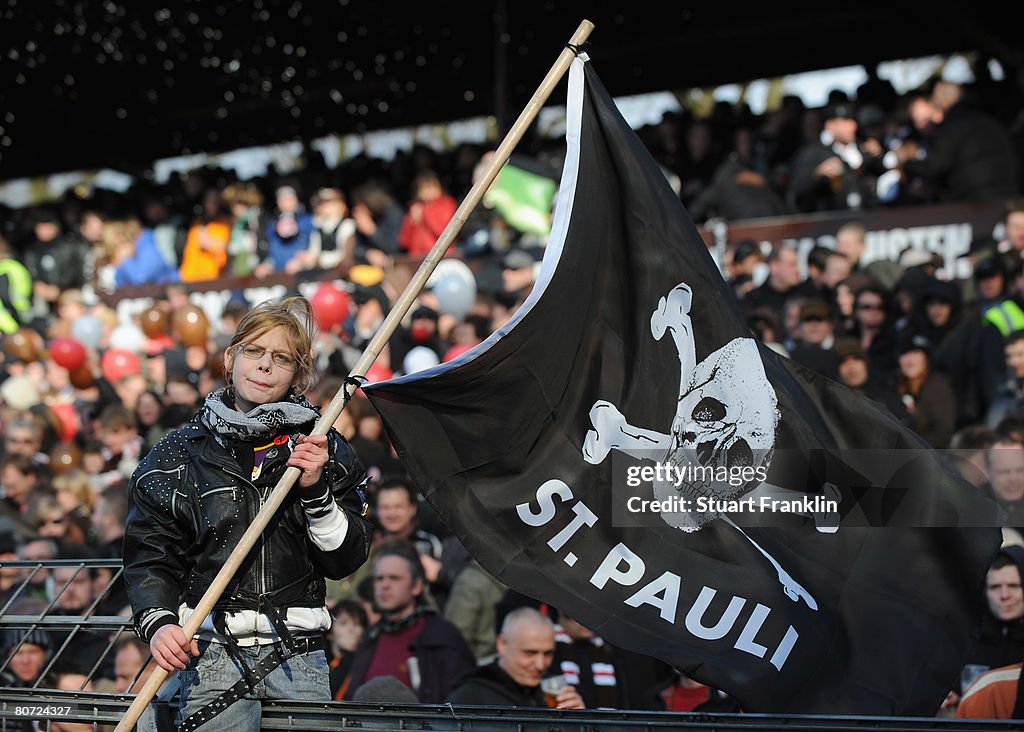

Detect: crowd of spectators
1,71,1023,719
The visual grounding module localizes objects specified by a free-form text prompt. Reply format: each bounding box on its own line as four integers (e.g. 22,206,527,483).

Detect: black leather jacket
124,410,373,642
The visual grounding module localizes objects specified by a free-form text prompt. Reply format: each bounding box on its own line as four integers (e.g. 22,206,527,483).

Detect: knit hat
2,628,51,654
351,675,419,704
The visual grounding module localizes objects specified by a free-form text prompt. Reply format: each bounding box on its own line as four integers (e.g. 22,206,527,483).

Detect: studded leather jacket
124,411,373,644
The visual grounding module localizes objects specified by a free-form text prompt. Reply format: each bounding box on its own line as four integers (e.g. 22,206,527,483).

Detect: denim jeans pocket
289,649,329,678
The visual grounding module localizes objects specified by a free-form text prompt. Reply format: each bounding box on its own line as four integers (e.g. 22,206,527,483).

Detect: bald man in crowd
447,607,584,708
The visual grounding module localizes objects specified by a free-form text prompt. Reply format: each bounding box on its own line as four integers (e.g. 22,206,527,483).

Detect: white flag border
373,55,589,387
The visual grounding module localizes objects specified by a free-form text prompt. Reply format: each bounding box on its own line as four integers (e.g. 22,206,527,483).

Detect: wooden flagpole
116,18,594,731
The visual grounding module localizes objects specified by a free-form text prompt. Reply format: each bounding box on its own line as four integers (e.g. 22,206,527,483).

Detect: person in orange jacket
179,189,231,282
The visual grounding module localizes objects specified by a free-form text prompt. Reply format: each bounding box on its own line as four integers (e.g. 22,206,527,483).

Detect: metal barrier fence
1,695,1020,731
1,559,1017,730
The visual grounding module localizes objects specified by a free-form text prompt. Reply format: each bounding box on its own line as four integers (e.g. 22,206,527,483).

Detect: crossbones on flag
363,56,1003,714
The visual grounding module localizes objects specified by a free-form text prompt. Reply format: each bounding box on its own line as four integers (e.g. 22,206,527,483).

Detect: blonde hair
53,469,95,511
226,296,318,395
27,493,63,530
101,219,142,261
222,182,264,208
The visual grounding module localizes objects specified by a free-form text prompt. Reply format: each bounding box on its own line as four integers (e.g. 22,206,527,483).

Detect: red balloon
101,348,142,383
364,363,393,383
49,402,79,443
310,283,351,329
49,337,87,371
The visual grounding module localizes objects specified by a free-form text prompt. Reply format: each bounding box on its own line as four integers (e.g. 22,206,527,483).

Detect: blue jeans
177,640,330,730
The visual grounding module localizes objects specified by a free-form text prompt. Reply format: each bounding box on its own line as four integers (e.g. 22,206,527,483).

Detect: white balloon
433,271,477,319
427,258,475,291
109,323,147,351
403,346,440,375
71,315,104,349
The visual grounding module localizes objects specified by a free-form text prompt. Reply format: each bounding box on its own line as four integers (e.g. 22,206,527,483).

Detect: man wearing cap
787,101,882,213
501,249,539,300
788,299,840,379
1,627,52,687
973,257,1024,339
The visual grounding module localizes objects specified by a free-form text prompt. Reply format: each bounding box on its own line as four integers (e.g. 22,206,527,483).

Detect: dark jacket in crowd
786,140,879,213
851,378,913,428
742,279,817,320
987,377,1024,430
688,157,787,222
902,102,1019,202
345,610,476,704
963,547,1024,679
553,634,672,710
447,660,548,707
908,276,964,351
21,235,88,291
933,316,1006,427
789,343,840,381
902,370,958,449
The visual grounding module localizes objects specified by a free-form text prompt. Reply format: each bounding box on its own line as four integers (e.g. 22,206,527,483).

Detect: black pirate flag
364,57,1002,715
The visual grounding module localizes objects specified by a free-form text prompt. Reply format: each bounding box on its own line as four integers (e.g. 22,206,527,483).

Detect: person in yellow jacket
0,235,33,334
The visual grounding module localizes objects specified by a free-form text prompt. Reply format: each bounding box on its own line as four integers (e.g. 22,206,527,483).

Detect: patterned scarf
200,387,320,442
368,605,436,640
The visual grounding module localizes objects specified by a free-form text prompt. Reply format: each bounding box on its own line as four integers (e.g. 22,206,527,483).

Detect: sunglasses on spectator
857,303,884,311
238,344,297,370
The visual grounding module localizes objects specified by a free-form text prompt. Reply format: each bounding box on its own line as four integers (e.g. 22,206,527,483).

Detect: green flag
484,163,556,236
